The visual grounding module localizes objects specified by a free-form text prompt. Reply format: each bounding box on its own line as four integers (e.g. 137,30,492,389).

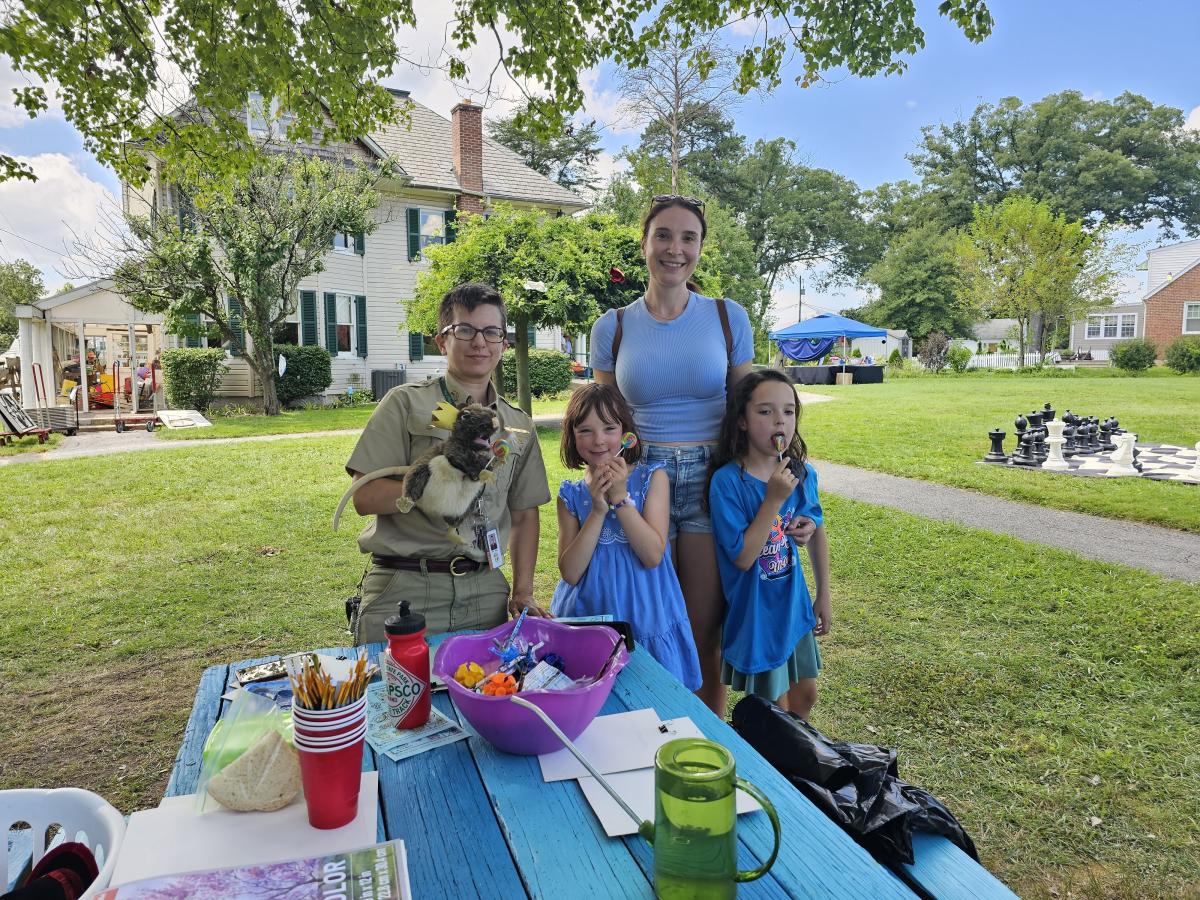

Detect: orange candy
480,672,518,696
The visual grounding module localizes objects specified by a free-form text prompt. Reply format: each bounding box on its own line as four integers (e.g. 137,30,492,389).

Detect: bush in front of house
161,348,228,411
886,348,903,369
274,345,333,405
501,349,573,398
947,346,973,373
917,332,950,373
1164,336,1200,373
1110,338,1158,373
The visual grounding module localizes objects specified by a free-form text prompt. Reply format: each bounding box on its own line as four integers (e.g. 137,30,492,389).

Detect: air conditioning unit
371,368,405,398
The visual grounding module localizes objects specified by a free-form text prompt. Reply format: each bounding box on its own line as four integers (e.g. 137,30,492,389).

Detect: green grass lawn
0,432,62,456
2,429,1197,897
798,373,1200,532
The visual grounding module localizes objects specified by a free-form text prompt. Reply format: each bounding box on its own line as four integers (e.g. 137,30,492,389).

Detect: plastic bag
194,688,297,813
731,695,978,867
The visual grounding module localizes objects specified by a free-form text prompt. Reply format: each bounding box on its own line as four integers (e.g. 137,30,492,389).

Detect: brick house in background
1139,238,1200,356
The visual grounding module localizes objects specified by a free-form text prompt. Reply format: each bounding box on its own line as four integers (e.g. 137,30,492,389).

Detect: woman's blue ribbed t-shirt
590,294,753,443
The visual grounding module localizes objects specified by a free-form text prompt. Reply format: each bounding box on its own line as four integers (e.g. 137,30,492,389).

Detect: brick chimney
451,100,486,214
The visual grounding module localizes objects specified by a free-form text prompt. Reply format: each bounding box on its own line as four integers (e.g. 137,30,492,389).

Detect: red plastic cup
293,720,367,747
291,695,366,724
292,710,367,741
295,731,365,829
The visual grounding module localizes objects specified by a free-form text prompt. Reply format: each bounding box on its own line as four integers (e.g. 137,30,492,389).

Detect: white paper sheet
538,709,664,782
575,719,761,837
110,772,379,886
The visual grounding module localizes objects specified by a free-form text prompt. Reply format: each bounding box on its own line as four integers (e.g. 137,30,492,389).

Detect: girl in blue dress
551,384,702,690
707,370,831,718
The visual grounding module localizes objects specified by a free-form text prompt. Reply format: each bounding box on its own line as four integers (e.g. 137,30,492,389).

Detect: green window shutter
406,208,421,261
527,325,537,347
227,297,245,356
355,295,368,358
408,332,424,362
444,209,457,243
354,232,365,256
299,290,318,345
324,292,339,354
184,313,201,348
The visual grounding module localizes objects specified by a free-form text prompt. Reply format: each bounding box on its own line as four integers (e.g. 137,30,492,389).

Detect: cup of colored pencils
287,653,372,829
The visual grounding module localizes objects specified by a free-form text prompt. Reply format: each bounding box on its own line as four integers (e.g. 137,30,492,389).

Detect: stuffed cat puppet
395,403,500,543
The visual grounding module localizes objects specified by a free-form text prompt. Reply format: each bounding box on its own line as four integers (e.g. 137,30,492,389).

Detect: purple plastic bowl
432,619,629,755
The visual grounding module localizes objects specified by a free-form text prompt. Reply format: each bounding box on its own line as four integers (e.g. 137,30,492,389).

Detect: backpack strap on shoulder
611,306,625,365
716,298,733,365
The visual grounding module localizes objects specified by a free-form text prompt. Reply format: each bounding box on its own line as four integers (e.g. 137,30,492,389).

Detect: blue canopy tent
770,313,886,370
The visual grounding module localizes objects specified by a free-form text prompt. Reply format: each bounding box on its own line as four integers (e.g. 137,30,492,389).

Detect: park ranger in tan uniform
346,283,551,643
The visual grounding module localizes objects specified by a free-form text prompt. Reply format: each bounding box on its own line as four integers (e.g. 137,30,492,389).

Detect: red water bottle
383,600,431,729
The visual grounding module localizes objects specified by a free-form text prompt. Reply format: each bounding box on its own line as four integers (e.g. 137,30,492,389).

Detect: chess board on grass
983,442,1200,484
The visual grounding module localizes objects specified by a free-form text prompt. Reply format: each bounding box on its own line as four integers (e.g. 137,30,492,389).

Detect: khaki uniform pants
353,565,509,645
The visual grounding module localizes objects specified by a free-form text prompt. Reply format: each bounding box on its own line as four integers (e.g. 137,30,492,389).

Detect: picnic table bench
158,636,1017,899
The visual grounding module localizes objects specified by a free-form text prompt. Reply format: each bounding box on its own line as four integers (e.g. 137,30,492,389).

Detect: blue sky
2,0,1199,318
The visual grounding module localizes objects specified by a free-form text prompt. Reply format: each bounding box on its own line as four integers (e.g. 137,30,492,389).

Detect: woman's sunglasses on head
651,194,705,211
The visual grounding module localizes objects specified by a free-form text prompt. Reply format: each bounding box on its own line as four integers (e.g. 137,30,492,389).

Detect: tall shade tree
0,259,44,345
486,103,602,193
858,222,971,342
113,152,380,415
954,197,1129,361
617,32,742,192
636,106,746,191
911,91,1200,236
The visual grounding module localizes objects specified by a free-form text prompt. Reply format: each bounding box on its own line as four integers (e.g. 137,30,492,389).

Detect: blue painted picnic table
166,637,1017,899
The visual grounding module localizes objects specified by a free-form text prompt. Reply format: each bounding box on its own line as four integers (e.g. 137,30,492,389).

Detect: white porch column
18,317,35,410
129,323,138,414
77,320,89,412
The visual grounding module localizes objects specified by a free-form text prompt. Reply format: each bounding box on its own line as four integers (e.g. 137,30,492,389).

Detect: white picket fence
966,352,1046,369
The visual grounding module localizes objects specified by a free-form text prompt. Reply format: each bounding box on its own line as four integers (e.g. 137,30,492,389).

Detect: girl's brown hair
707,370,808,490
560,383,643,470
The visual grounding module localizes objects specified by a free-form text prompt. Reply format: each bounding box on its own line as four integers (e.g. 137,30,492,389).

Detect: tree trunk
514,310,532,416
1029,311,1045,362
251,344,281,416
1016,317,1028,367
670,115,680,193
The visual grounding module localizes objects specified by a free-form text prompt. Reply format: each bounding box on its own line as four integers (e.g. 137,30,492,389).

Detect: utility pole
797,273,804,321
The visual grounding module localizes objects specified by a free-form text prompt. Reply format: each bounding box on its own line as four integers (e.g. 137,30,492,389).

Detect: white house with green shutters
138,90,588,402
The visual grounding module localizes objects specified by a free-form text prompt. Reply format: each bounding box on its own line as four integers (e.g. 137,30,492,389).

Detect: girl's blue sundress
551,461,702,691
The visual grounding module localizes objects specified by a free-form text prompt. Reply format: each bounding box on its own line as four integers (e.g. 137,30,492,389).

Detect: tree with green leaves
113,152,380,415
911,91,1200,236
0,0,993,185
856,222,971,342
636,107,745,190
486,103,602,193
954,197,1128,362
0,259,44,346
408,205,649,413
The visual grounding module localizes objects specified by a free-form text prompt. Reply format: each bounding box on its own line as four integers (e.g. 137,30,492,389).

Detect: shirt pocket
405,417,448,463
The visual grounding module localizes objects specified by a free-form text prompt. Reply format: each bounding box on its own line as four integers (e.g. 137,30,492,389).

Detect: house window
1102,315,1118,338
1185,302,1200,334
335,294,354,355
1120,314,1136,338
274,322,299,345
332,232,355,253
246,92,295,138
1086,316,1102,339
420,210,447,253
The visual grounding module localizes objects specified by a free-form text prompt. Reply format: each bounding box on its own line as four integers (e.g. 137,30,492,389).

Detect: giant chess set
981,402,1200,484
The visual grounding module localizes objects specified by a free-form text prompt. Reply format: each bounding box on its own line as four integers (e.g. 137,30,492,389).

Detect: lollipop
772,433,787,460
619,432,638,453
491,438,513,460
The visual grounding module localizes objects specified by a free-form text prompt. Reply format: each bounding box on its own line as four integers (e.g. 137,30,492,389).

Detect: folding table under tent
770,313,887,367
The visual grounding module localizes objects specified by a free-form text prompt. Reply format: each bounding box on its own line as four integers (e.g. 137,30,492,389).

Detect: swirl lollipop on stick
773,433,787,461
618,432,638,456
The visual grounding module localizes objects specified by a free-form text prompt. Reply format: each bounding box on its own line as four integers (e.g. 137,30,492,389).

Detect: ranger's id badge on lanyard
473,497,504,569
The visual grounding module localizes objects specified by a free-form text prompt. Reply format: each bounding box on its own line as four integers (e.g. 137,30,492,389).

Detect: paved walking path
5,422,1197,584
816,460,1200,584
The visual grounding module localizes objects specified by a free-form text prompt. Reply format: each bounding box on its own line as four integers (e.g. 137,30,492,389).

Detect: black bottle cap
385,599,425,636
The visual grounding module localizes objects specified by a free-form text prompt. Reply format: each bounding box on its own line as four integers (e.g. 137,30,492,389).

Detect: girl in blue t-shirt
707,370,831,717
551,384,702,690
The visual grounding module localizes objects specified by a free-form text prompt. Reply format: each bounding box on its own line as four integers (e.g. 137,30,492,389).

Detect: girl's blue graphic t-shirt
709,460,823,674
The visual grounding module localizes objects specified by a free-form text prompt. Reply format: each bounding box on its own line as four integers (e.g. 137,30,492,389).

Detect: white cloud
0,58,61,128
0,154,118,292
579,68,637,135
1186,105,1200,132
905,100,918,109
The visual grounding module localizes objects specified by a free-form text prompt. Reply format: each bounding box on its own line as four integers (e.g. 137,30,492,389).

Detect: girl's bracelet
608,493,633,513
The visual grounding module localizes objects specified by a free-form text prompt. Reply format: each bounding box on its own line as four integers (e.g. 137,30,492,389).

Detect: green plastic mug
649,738,781,899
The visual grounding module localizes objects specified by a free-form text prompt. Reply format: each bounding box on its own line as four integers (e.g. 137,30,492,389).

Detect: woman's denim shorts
644,443,715,540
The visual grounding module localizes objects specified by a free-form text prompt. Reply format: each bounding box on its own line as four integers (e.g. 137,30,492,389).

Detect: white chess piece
1105,432,1139,477
1043,419,1069,471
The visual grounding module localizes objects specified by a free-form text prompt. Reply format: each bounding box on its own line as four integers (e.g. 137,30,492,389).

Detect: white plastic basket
1,788,126,899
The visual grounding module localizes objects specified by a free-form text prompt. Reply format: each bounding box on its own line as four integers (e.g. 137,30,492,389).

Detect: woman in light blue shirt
591,195,757,716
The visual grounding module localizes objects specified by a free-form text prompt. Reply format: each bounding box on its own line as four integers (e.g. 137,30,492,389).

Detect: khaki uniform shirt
345,373,550,561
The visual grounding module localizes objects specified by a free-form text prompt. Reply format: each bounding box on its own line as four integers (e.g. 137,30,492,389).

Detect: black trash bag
731,695,978,867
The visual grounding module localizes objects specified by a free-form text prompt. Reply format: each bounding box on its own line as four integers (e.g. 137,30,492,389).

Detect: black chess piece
1110,416,1123,434
1074,418,1094,455
1099,419,1116,452
1132,442,1143,472
984,428,1008,463
1087,419,1102,452
1028,413,1048,462
1042,402,1056,421
1011,432,1039,467
1062,424,1077,457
